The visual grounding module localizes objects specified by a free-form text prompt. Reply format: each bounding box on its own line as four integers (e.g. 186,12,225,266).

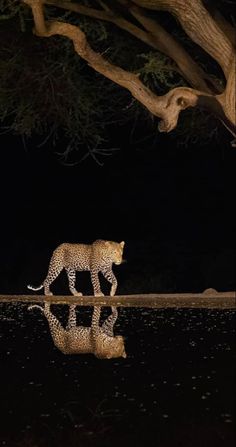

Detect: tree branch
210,10,236,49
46,0,112,21
24,0,47,34
45,0,222,93
132,0,234,78
217,54,236,125
45,0,161,49
125,2,223,93
23,0,236,138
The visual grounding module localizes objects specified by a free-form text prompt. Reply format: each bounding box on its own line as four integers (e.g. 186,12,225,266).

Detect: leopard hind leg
43,253,64,295
44,304,68,353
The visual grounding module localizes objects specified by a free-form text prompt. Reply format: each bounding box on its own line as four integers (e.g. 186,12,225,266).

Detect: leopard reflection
28,303,126,359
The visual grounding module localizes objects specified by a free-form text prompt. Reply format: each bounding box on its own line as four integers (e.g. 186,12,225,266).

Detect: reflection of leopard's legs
43,303,66,351
91,306,102,338
28,302,66,352
66,305,77,330
65,268,82,296
101,306,118,337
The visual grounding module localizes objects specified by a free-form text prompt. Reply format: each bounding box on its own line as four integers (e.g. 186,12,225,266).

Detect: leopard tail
27,284,44,291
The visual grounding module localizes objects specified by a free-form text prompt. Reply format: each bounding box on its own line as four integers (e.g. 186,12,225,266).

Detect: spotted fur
28,303,126,359
27,239,125,296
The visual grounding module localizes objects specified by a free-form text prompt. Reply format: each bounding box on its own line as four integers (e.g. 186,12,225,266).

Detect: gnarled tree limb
218,54,236,124
23,0,236,138
209,10,236,48
125,3,223,93
45,0,219,93
133,0,234,77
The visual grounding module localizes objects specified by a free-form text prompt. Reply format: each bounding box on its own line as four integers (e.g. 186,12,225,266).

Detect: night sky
0,128,235,295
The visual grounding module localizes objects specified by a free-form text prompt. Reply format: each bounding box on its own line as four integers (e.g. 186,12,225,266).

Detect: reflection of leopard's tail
28,302,50,314
28,304,44,313
27,284,44,291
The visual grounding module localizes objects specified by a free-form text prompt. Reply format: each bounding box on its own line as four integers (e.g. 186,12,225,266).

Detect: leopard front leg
66,305,77,330
101,267,118,296
90,267,104,297
101,306,118,336
65,268,83,296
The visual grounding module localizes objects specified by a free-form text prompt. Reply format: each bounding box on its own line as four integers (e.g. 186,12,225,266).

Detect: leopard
27,239,125,296
28,303,127,359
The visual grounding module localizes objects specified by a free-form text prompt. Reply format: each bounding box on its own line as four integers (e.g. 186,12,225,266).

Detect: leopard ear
120,241,125,248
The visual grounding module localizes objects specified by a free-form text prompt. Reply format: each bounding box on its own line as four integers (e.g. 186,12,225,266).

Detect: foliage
0,20,124,160
137,52,186,91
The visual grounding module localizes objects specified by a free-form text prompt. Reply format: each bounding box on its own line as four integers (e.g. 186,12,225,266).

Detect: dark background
0,128,235,295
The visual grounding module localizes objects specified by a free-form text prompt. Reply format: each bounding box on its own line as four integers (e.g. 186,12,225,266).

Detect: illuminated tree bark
22,0,236,141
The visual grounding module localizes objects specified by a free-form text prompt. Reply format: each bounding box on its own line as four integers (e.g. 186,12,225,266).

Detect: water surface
0,301,235,447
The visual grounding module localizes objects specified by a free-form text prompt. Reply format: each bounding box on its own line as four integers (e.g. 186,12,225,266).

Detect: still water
0,301,235,447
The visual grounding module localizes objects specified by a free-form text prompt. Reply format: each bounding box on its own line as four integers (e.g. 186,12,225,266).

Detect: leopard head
105,240,125,265
95,335,127,359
